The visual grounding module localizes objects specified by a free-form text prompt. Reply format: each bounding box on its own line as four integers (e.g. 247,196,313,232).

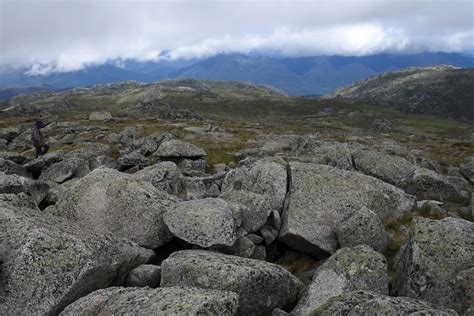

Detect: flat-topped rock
164,198,237,248
60,286,239,316
154,139,206,158
161,250,303,315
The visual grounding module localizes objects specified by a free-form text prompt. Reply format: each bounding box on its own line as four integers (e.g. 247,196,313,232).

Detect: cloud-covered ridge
1,0,473,75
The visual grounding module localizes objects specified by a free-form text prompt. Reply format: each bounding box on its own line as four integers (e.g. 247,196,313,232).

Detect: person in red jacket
31,121,50,158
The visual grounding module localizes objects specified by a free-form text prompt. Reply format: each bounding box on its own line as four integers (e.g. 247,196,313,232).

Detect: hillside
324,65,474,122
1,52,472,99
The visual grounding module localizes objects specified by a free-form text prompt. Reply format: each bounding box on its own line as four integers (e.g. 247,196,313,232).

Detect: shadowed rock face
53,168,178,249
394,217,474,313
60,286,239,316
0,199,153,316
292,245,389,315
160,250,303,315
312,290,457,315
0,172,49,203
280,162,415,257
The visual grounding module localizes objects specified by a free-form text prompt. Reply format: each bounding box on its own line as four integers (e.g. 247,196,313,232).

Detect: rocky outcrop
0,200,153,316
39,158,90,184
460,156,474,183
311,290,457,315
292,245,388,314
24,151,64,177
54,168,178,249
280,162,415,257
88,111,112,120
161,250,303,315
352,150,416,186
133,161,182,194
117,151,149,171
0,158,29,177
0,172,49,204
0,127,21,142
154,139,206,158
220,158,287,232
394,217,474,313
125,264,161,288
401,167,469,202
163,198,237,248
336,206,389,253
60,286,239,316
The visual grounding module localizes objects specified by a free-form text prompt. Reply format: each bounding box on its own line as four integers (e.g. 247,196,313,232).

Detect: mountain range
1,52,473,99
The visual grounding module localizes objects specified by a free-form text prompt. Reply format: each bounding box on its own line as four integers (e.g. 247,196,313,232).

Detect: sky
1,0,473,75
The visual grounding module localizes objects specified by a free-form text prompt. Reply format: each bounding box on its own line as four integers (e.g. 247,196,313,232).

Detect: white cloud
1,0,472,74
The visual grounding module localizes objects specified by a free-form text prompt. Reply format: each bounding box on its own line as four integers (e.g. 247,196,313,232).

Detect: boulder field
0,126,472,315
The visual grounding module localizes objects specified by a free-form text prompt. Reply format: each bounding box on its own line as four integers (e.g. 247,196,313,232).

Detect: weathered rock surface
0,200,153,316
43,178,79,205
352,150,416,185
133,161,182,194
311,290,457,315
401,167,469,202
60,286,239,316
460,156,474,183
0,158,29,177
125,264,161,288
154,139,206,158
24,151,64,176
309,141,362,170
54,168,178,248
280,162,415,256
336,206,389,253
161,250,303,315
39,157,90,184
164,198,237,248
292,245,388,315
117,151,149,171
394,217,474,313
0,127,21,141
88,111,112,120
0,151,28,164
220,158,287,232
0,172,49,204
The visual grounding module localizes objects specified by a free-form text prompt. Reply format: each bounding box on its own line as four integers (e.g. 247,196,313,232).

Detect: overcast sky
1,0,473,74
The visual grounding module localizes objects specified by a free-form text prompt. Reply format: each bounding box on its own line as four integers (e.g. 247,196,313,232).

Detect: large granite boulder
60,286,239,316
125,264,161,288
0,158,29,177
131,132,175,157
164,198,237,248
24,151,64,177
0,172,49,204
66,143,112,170
161,250,303,315
336,206,389,253
352,150,416,186
133,161,182,195
280,162,415,257
220,158,287,232
0,200,153,316
309,141,362,170
88,111,112,120
460,156,474,183
54,168,178,249
393,217,473,313
311,290,457,315
292,245,388,315
401,167,469,202
117,151,149,171
0,151,28,164
154,139,206,158
39,157,90,184
0,127,21,142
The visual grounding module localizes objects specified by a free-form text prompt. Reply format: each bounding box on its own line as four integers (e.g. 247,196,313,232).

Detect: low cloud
1,0,473,75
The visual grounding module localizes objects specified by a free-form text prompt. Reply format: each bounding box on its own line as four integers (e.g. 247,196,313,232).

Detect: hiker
31,120,50,158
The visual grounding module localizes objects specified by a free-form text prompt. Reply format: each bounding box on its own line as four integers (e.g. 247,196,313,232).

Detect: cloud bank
1,0,473,74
